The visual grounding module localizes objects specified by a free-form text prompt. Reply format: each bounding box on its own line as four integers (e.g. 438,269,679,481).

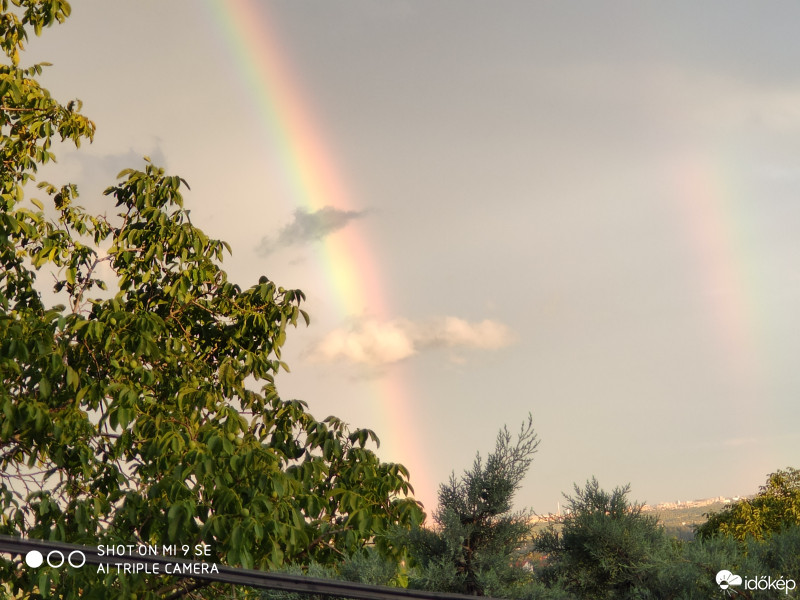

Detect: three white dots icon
25,549,86,569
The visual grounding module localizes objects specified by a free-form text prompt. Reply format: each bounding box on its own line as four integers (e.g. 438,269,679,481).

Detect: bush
534,479,669,599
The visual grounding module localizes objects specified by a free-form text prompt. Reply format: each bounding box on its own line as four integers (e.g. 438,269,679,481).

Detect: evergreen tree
404,415,539,596
534,478,668,599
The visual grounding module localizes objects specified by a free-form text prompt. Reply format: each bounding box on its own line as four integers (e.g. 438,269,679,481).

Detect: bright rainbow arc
202,0,435,510
203,0,370,316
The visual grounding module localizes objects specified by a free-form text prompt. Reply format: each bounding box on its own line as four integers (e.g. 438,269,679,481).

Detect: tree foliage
258,547,405,600
529,470,800,599
696,467,800,542
0,2,422,598
534,479,668,599
404,416,539,597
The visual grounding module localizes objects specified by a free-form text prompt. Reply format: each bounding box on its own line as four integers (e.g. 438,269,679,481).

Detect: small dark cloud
80,146,168,187
257,206,368,255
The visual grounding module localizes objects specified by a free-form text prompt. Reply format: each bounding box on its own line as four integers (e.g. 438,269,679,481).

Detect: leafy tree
534,479,668,600
0,2,422,598
696,467,800,542
404,416,539,597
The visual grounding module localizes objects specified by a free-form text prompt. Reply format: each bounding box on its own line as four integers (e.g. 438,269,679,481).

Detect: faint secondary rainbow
202,0,435,509
671,154,765,384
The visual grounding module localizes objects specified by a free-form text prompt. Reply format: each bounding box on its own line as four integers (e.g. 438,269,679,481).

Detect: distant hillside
647,501,730,541
532,497,746,541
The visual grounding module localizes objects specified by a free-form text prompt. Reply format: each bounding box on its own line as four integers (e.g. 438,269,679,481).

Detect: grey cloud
86,147,168,185
257,206,367,255
50,146,169,214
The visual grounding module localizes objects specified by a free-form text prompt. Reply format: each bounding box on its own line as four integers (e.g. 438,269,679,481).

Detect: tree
0,2,422,598
696,467,800,542
403,416,539,597
258,547,405,600
534,479,668,599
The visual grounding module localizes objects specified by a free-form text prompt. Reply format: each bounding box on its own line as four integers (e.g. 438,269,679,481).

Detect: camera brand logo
716,570,742,590
25,550,86,569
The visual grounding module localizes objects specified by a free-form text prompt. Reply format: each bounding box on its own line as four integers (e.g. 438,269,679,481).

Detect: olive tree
404,416,539,597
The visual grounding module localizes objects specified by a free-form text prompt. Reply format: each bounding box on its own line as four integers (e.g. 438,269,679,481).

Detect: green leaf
65,366,79,391
168,504,182,540
38,570,51,598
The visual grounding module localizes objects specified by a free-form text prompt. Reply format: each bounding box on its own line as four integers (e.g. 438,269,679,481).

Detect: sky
22,1,800,516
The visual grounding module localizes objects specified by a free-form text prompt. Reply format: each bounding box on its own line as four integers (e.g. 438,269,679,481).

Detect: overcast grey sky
26,1,800,515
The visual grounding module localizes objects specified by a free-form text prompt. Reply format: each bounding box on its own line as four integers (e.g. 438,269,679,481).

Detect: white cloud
309,316,515,366
311,319,416,365
421,317,515,350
